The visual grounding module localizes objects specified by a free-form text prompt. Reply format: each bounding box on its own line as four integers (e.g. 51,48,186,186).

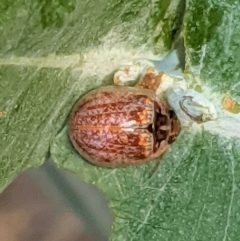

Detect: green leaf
184,0,240,98
51,127,240,240
0,0,175,192
1,0,240,240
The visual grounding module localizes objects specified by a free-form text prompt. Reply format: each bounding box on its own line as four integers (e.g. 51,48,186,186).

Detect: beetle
68,85,181,168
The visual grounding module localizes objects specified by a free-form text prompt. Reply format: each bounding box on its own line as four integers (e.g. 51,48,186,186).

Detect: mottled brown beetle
68,83,181,168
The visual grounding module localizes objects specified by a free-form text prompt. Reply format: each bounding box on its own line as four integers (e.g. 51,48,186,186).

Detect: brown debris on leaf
136,67,174,96
0,110,7,118
222,96,240,114
136,67,164,91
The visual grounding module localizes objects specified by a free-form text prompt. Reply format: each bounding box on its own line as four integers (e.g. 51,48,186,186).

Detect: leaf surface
1,0,240,240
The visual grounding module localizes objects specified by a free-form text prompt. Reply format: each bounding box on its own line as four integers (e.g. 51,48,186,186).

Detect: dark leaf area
185,0,240,97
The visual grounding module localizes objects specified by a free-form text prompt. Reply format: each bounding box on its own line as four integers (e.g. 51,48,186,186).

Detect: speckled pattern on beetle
68,85,181,168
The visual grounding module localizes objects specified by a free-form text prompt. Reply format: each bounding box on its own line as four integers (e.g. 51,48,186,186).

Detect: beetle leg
148,156,163,178
148,140,169,177
148,144,169,178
